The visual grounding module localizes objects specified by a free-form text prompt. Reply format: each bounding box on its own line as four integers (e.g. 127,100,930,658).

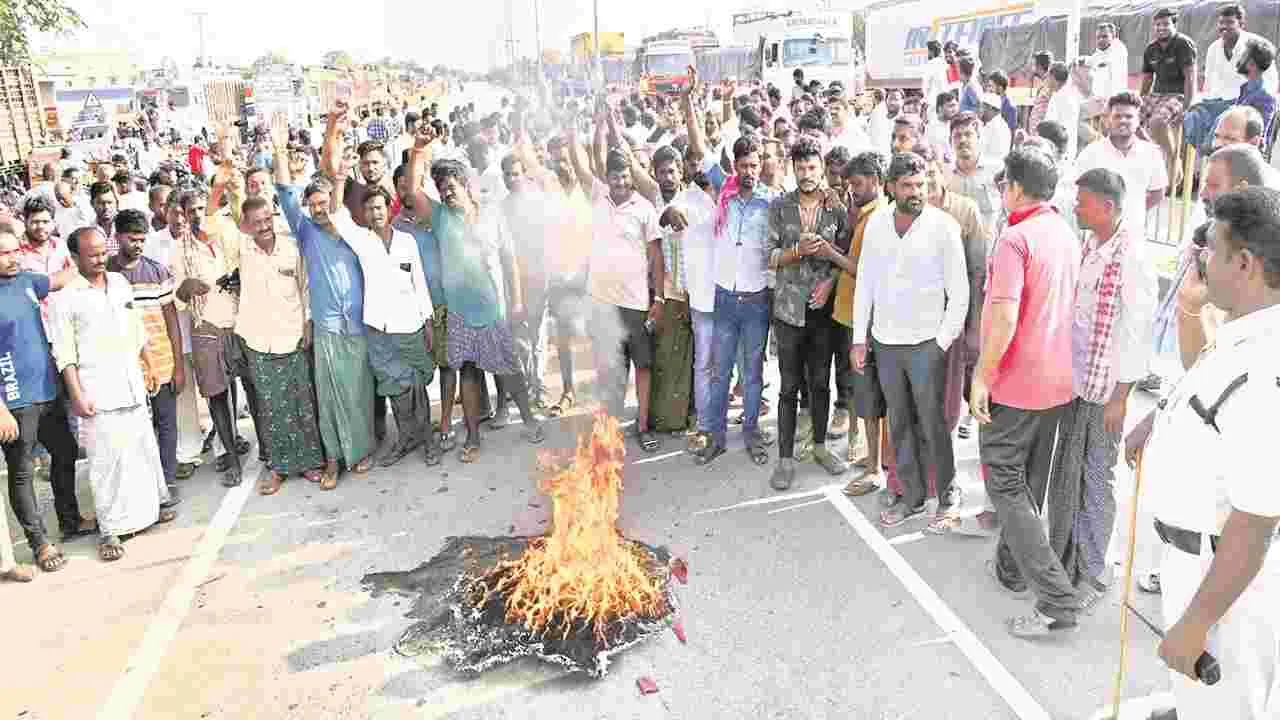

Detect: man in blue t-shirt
0,225,83,581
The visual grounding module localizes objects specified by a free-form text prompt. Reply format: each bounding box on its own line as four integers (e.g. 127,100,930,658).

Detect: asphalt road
4,359,1174,720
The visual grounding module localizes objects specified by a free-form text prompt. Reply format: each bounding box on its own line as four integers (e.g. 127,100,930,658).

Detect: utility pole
533,0,543,84
504,0,520,83
191,11,208,67
593,0,601,92
1065,0,1082,64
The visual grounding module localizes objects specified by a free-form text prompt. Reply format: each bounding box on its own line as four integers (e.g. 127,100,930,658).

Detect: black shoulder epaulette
1188,372,1250,433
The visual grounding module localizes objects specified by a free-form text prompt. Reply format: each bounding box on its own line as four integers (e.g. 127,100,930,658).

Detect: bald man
1213,107,1280,188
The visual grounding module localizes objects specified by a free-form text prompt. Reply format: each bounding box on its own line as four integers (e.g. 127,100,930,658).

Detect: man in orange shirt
831,152,888,497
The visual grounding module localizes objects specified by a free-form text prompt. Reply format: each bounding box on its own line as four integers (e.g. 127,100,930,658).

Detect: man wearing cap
979,92,1012,168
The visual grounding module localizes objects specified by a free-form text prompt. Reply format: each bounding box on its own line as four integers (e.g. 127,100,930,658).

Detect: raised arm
407,121,439,223
269,112,292,187
683,66,709,166
566,120,594,196
722,79,736,125
590,98,609,182
320,100,349,181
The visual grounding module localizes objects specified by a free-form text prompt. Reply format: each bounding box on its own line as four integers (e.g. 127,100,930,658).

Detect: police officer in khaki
1126,186,1280,718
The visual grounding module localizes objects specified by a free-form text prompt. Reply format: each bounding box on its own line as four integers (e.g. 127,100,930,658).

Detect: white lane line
630,450,684,465
824,488,1050,720
909,635,957,648
96,473,256,720
888,531,926,546
306,518,341,527
766,498,829,515
692,485,839,515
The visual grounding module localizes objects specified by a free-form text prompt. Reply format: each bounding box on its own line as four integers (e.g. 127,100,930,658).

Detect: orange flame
482,411,668,641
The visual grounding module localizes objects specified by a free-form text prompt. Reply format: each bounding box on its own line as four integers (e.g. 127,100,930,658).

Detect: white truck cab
757,12,861,93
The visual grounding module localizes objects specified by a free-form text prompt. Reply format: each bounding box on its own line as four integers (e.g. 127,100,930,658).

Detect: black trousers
775,307,837,459
981,402,1079,623
4,399,80,549
830,321,854,411
874,338,954,510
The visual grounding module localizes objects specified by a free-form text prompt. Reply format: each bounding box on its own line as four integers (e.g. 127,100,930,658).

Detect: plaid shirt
767,189,850,328
1078,226,1130,404
365,117,390,143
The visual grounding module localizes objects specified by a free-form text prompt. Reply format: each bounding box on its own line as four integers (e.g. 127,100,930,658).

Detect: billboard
570,32,626,62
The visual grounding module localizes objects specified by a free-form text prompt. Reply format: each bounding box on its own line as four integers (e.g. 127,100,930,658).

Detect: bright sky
47,0,849,72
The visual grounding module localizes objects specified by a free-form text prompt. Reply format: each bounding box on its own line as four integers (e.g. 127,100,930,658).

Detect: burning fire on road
362,412,680,677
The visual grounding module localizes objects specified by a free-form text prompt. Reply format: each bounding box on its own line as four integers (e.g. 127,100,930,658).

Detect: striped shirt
107,254,177,386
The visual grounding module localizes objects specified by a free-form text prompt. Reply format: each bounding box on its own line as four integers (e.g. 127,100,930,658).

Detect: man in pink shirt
971,146,1083,638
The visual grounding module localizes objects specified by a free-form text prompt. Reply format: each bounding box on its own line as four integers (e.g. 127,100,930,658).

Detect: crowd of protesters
2,4,1280,717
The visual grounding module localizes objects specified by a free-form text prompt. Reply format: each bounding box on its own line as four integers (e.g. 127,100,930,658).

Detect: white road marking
630,450,684,465
888,531,926,546
306,518,341,527
766,498,829,515
96,473,256,720
824,488,1051,720
909,635,957,648
692,484,840,516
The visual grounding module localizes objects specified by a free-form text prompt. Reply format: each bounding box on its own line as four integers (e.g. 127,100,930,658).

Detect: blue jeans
707,286,769,445
691,309,715,433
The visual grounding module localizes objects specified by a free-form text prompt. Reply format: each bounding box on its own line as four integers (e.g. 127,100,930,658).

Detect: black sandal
98,536,125,562
745,433,770,466
639,430,661,453
437,430,457,453
221,466,242,488
694,442,725,466
35,544,67,572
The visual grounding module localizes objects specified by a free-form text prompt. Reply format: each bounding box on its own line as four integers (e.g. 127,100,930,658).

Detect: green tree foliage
0,0,86,64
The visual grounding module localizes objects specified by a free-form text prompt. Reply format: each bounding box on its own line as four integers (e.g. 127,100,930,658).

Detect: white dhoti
1161,541,1280,719
176,353,211,464
80,405,170,537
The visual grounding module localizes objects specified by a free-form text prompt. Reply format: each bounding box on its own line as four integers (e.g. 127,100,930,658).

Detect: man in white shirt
1044,62,1084,161
868,89,903,153
1086,23,1130,106
1076,91,1168,242
927,92,959,164
1183,3,1280,153
851,151,968,530
1122,185,1280,720
922,41,951,124
979,93,1012,168
344,184,439,468
827,94,871,155
791,69,807,102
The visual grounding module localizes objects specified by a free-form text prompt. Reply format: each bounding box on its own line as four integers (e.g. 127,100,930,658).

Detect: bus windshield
783,37,851,67
644,52,694,75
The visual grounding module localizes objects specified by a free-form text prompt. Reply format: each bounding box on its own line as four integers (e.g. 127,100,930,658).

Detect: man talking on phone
1125,186,1280,719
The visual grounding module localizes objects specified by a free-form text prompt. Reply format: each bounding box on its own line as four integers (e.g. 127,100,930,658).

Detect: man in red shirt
187,138,207,177
971,146,1083,638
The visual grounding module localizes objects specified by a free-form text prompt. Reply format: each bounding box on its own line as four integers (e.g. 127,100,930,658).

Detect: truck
0,66,53,172
636,38,697,96
730,10,864,95
860,0,1074,89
